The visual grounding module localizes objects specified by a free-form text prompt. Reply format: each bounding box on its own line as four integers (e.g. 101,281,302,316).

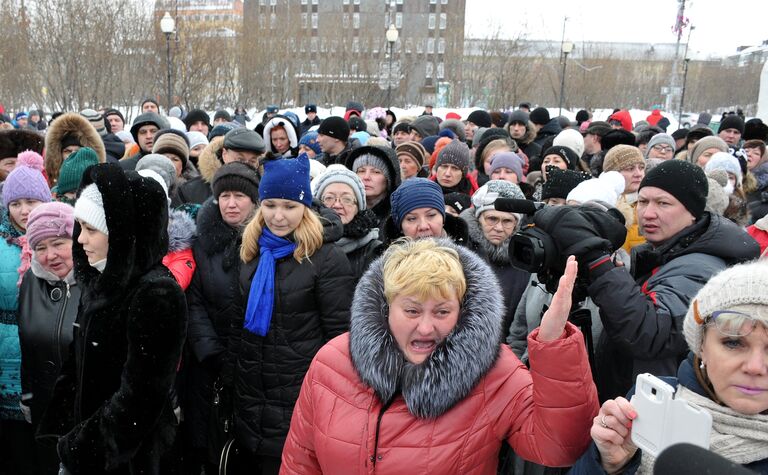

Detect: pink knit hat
26,202,75,249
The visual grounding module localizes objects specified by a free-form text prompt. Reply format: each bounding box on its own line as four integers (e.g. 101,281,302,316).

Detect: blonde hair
382,239,466,305
481,139,513,164
240,206,324,263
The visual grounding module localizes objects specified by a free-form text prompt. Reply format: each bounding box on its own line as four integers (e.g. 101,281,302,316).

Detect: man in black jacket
299,104,321,138
119,112,169,171
316,116,354,167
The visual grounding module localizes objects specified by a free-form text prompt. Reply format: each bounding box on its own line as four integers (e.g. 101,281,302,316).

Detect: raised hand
591,397,638,474
537,256,577,341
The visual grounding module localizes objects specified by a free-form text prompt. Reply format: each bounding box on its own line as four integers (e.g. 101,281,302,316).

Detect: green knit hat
53,147,99,195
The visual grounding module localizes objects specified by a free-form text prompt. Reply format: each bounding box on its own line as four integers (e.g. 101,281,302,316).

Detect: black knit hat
444,192,472,214
184,109,211,131
466,109,492,128
214,110,232,123
212,161,260,203
393,121,410,135
718,115,745,134
104,109,125,126
318,116,350,142
639,159,708,219
541,145,578,169
541,168,591,200
348,115,367,132
575,110,590,124
529,107,550,126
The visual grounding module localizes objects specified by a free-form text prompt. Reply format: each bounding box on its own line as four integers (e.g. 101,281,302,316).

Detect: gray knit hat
311,164,367,210
688,136,728,165
436,139,471,174
684,260,768,356
136,154,177,190
644,133,676,158
352,153,393,186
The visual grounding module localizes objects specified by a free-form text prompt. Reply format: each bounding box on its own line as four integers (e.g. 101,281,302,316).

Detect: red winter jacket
608,110,633,132
747,223,768,256
282,328,597,475
646,109,663,126
162,248,196,291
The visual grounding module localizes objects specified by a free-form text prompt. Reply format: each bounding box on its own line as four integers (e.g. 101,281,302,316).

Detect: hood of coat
460,209,512,266
197,135,225,184
538,119,562,138
632,212,760,278
263,114,300,155
344,145,402,194
168,208,196,253
195,196,241,257
44,113,107,185
73,164,169,294
350,238,504,418
381,212,469,248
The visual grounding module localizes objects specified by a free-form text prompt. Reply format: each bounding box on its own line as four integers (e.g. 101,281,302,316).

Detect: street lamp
385,24,399,108
558,41,574,116
160,12,175,113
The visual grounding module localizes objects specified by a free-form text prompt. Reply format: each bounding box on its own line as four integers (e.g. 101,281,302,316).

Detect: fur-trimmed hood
168,208,196,253
263,114,300,156
45,113,106,185
460,208,513,266
507,120,537,147
197,135,225,184
73,164,168,297
349,238,504,418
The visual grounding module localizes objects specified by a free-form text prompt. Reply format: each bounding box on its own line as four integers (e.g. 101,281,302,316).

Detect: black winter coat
233,240,354,457
18,263,80,427
335,209,383,285
587,213,760,401
38,164,187,475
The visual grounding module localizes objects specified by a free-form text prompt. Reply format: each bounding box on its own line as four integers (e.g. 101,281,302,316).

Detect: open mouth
410,339,437,354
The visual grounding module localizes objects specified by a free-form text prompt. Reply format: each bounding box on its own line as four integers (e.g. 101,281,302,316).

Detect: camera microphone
494,199,545,215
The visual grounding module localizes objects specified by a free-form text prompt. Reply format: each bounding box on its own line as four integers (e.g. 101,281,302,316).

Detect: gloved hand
532,205,613,261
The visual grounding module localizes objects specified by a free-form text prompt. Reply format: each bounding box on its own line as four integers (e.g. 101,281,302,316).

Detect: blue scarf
243,228,297,336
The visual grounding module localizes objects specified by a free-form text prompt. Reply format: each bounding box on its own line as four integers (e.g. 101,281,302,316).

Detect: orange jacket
162,248,196,291
281,326,598,474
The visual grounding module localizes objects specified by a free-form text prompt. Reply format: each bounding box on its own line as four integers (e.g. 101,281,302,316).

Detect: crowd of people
0,98,766,475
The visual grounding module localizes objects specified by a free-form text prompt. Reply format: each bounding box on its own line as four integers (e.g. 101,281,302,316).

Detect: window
416,38,424,54
395,12,402,28
258,15,265,28
302,13,308,28
438,38,445,54
427,38,434,54
353,13,360,28
428,13,436,29
343,13,349,28
437,62,444,79
439,13,447,29
426,62,433,78
312,0,319,4
353,0,360,4
353,37,360,53
270,12,276,28
343,0,349,3
430,0,436,3
260,0,265,5
441,0,448,4
311,12,318,28
405,38,413,53
301,0,308,4
311,37,318,52
270,0,276,5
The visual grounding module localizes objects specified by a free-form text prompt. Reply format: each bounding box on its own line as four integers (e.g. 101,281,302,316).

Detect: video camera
495,198,626,300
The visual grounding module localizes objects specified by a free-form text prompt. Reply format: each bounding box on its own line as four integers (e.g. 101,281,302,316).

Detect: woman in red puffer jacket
281,239,598,474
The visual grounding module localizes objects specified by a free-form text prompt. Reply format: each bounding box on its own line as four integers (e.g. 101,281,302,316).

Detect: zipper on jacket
371,398,394,469
54,282,70,365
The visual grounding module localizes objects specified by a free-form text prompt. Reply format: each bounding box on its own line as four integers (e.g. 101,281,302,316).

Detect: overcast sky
464,0,767,58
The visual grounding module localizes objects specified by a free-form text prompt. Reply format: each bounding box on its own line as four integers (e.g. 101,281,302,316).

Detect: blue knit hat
390,177,445,228
259,156,312,207
299,131,322,156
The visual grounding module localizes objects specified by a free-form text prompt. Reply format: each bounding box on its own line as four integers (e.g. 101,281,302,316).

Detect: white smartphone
630,373,712,458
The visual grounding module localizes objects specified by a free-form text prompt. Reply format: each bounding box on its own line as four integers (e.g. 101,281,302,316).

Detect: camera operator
532,160,760,401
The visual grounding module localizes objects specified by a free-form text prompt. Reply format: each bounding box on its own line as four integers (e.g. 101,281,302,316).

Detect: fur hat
640,159,708,219
26,202,75,249
259,156,312,207
472,180,525,217
152,129,190,168
602,144,644,173
684,260,768,356
54,147,100,195
436,140,471,174
212,161,260,203
311,164,367,210
389,177,445,228
0,129,44,160
74,183,108,235
553,129,585,157
3,151,51,205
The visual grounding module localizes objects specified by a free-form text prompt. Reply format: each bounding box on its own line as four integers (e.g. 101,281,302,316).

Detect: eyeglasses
322,194,357,207
693,300,760,337
482,215,517,229
651,144,674,153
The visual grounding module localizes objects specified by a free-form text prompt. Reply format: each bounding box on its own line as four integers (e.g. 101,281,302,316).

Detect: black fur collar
343,209,379,239
196,197,241,257
349,238,503,418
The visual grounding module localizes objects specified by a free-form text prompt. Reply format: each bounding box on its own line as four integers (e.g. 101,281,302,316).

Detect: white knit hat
553,128,585,158
705,152,743,186
311,164,367,210
684,260,768,356
566,171,626,207
472,179,525,217
74,183,109,235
